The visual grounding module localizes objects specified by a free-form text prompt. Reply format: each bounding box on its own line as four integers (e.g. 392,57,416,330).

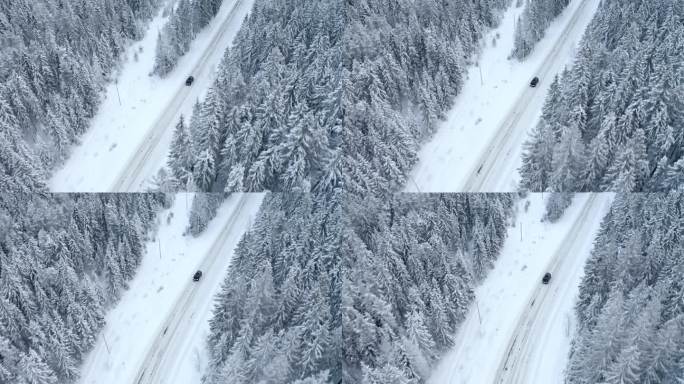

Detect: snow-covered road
429,193,613,384
50,0,255,192
111,0,250,192
76,193,264,384
407,0,600,192
132,194,261,384
493,195,611,383
461,0,596,192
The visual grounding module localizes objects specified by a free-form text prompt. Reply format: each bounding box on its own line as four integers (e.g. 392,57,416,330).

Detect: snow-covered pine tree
567,192,684,383
168,115,193,185
205,192,343,383
164,0,515,194
519,0,684,192
511,0,571,59
152,0,224,76
0,193,166,383
343,0,509,195
343,193,515,383
542,192,574,222
187,193,226,236
0,0,161,191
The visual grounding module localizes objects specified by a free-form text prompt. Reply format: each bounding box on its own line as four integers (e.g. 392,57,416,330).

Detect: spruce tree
167,115,193,185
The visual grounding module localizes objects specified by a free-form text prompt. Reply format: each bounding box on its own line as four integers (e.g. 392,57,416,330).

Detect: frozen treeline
0,193,167,383
343,194,514,383
187,192,226,236
153,0,224,76
543,192,574,223
520,0,684,192
205,192,343,383
165,0,344,193
567,192,684,383
203,193,514,383
164,0,511,193
0,0,161,193
511,0,570,59
342,0,508,194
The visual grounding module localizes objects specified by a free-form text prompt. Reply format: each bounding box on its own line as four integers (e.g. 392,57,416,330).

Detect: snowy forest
187,192,226,236
0,193,166,383
342,0,508,194
342,0,509,193
166,0,343,193
204,192,343,383
566,192,684,383
165,0,514,193
0,0,162,193
2,0,684,380
519,0,684,192
153,0,224,76
343,194,514,383
511,0,570,59
3,0,683,195
203,192,514,383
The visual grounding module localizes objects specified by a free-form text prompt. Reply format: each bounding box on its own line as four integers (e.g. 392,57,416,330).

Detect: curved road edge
493,194,613,384
462,0,594,192
111,0,248,192
132,193,263,384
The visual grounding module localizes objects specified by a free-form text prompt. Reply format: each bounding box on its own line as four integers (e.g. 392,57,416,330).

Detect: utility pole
479,65,484,86
409,174,422,193
115,80,122,106
475,299,482,325
103,333,111,355
520,222,523,241
158,239,162,259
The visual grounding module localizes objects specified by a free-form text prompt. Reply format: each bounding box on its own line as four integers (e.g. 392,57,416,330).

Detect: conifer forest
0,0,682,383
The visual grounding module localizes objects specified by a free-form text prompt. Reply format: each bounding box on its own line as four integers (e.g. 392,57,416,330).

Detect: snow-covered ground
406,0,600,192
429,193,614,384
50,0,255,192
76,193,264,384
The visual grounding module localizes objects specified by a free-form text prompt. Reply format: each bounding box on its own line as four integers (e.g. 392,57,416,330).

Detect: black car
530,77,540,87
542,272,552,284
185,76,195,86
193,270,202,282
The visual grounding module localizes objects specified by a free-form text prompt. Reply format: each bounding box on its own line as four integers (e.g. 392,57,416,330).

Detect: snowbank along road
405,0,599,192
462,0,595,191
132,194,257,384
493,195,610,383
427,194,612,384
111,0,247,192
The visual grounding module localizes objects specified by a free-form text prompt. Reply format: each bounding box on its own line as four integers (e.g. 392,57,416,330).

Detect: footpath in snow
50,0,255,192
77,193,264,384
407,0,600,192
429,193,613,384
